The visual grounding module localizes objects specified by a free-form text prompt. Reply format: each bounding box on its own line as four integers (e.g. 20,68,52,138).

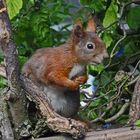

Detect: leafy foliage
79,0,140,126
126,6,140,30
135,119,140,127
0,0,140,130
103,0,118,28
6,0,23,19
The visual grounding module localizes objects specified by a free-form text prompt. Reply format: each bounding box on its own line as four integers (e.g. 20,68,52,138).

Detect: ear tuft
72,18,85,39
73,25,84,38
86,18,96,32
75,18,83,28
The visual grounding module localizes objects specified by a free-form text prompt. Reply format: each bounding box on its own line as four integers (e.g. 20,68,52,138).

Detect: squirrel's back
22,43,79,83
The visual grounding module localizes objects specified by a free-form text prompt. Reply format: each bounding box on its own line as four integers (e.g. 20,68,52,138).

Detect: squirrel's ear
72,19,85,38
86,18,96,32
74,18,83,28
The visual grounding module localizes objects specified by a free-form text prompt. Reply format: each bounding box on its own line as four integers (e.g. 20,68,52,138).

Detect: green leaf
29,0,34,4
89,111,98,120
6,0,23,19
89,99,101,108
88,64,105,74
126,6,140,30
80,0,91,5
100,91,108,100
124,41,137,55
135,120,140,127
0,77,7,88
103,1,118,28
19,56,28,67
100,71,114,86
80,0,105,12
103,32,113,48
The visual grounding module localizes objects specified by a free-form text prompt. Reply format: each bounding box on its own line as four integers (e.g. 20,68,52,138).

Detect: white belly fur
69,64,85,79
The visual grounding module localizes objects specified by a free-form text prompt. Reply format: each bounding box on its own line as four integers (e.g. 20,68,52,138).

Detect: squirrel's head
71,18,108,65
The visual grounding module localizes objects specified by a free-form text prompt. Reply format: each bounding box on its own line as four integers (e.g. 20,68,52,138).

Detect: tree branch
20,75,88,139
128,76,140,124
0,89,14,140
0,1,30,139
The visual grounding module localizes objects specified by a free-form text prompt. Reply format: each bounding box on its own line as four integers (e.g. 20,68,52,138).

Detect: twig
98,21,118,34
90,102,130,124
128,75,140,86
105,102,130,123
105,2,127,68
105,30,127,68
90,104,113,123
131,60,140,75
110,60,140,101
94,60,140,110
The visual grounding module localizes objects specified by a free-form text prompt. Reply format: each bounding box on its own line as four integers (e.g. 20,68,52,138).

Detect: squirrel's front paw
74,76,87,85
69,82,79,91
66,76,87,90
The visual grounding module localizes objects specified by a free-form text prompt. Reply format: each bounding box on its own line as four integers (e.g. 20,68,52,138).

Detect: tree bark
0,89,14,140
20,75,87,139
0,0,30,139
34,127,140,140
128,76,140,124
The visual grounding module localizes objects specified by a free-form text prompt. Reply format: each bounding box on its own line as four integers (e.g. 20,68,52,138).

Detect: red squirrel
22,18,108,118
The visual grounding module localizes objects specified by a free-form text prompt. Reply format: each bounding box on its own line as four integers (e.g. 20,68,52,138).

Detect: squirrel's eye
87,43,95,49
